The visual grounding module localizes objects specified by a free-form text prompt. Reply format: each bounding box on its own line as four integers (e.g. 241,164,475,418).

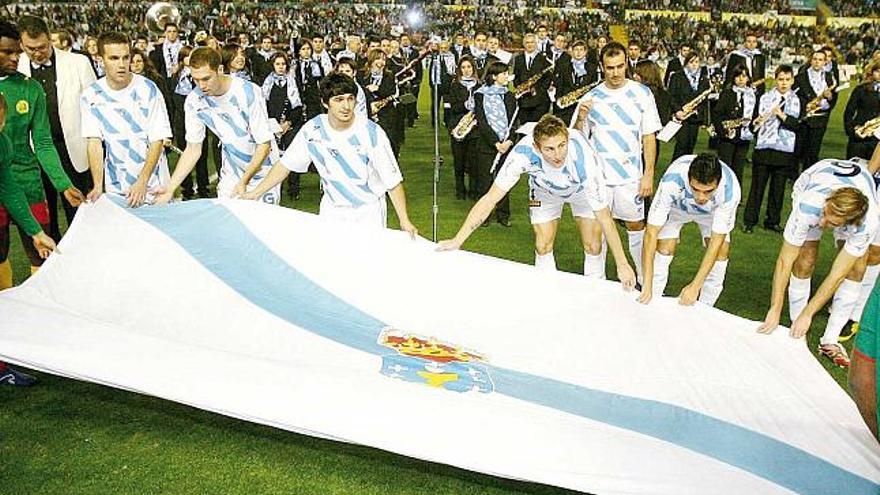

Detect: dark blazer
401,46,424,84
446,80,481,139
794,67,838,128
474,90,517,153
293,58,324,120
472,52,500,78
712,87,758,141
357,69,397,128
649,85,675,127
554,58,598,102
663,55,684,87
724,51,767,94
511,51,552,109
546,49,571,68
452,45,472,63
844,82,880,143
668,69,710,124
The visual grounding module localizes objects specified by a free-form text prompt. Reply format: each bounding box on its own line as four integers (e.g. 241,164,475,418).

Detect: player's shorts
657,209,731,242
528,186,596,225
319,194,387,229
855,286,880,362
217,177,281,206
0,201,49,228
829,228,880,249
606,182,644,222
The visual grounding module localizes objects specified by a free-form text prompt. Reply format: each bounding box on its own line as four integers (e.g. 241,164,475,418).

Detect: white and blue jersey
570,80,662,186
648,155,741,236
80,74,172,198
184,77,277,196
280,114,403,208
786,159,879,256
494,130,607,210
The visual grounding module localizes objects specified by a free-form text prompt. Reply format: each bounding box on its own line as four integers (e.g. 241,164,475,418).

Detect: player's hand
436,238,462,251
576,98,593,121
86,187,102,203
399,219,418,240
773,107,786,119
757,309,780,334
126,181,147,208
638,174,654,198
231,180,247,199
153,187,174,205
637,287,653,304
63,187,85,207
678,283,700,306
31,231,57,259
617,263,636,292
789,313,812,339
240,190,258,201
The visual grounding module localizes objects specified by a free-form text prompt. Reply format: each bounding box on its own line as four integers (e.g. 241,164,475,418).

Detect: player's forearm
387,183,412,225
166,142,202,192
691,233,725,288
87,139,104,191
453,189,501,245
136,141,165,186
249,162,290,198
241,142,271,184
597,208,631,271
768,244,800,315
642,134,657,175
802,251,859,318
641,224,660,290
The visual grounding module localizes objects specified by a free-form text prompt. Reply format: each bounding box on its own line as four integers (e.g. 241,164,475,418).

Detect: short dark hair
334,57,355,72
571,40,586,50
320,72,358,104
0,21,21,42
483,60,508,85
727,63,751,83
189,47,222,71
97,32,130,56
18,15,49,38
600,41,627,66
683,52,699,65
164,23,178,31
688,153,723,186
775,64,794,77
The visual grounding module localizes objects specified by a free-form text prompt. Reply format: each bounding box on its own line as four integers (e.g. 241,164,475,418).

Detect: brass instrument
721,117,751,139
146,2,181,33
856,116,880,138
395,49,429,83
753,88,799,129
514,64,555,99
371,95,397,117
806,82,837,117
451,112,477,141
750,78,766,89
675,75,723,122
556,80,602,109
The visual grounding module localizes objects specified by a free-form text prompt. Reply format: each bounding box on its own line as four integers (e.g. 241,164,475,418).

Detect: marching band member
844,61,880,161
795,49,838,175
512,33,552,125
712,64,757,185
358,48,401,158
446,56,480,200
474,61,516,227
668,52,710,161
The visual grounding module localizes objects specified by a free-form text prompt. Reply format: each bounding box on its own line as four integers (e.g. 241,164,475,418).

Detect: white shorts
319,194,387,228
606,182,644,222
528,186,596,225
217,176,281,205
657,209,731,242
831,227,880,248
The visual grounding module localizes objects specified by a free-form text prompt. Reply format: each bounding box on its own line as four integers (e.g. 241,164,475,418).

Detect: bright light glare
406,9,423,28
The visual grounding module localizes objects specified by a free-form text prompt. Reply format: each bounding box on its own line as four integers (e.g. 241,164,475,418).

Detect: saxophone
556,80,602,109
451,112,477,141
806,82,837,117
370,95,397,117
675,75,723,122
721,117,751,139
514,64,555,99
856,116,880,138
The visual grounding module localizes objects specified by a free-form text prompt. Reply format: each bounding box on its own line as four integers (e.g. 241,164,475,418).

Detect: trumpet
371,95,397,117
856,116,880,138
753,88,799,129
806,82,837,117
451,112,477,141
556,80,602,109
514,64,554,99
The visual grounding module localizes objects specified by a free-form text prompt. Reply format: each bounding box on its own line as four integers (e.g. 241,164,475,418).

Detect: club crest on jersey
15,100,28,114
378,328,494,393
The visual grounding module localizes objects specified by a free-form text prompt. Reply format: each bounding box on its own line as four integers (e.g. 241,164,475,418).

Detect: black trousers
672,122,700,161
429,85,445,128
847,140,877,161
41,139,92,241
474,145,511,222
451,137,476,198
716,140,750,186
518,102,551,127
174,94,210,198
554,106,575,129
799,125,828,173
744,159,791,228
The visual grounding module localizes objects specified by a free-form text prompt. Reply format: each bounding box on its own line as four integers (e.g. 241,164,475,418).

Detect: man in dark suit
536,25,552,54
843,61,880,160
428,39,456,128
399,33,423,127
512,33,552,125
546,34,570,66
252,35,276,86
452,33,471,63
663,43,691,87
553,40,596,124
471,31,498,76
724,33,766,96
627,40,643,73
148,22,182,91
794,49,838,173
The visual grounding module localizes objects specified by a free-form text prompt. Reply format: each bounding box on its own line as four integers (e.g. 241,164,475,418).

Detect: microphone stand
431,52,441,242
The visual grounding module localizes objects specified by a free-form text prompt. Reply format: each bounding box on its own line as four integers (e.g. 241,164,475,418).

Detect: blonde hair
826,187,870,226
533,114,568,146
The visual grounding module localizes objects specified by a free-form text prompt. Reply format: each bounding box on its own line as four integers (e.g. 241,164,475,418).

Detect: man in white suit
18,15,95,240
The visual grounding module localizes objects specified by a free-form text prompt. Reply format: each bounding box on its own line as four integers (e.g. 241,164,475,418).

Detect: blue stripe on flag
118,199,880,495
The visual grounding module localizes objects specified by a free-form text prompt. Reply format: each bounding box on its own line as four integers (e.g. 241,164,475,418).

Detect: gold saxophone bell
856,116,880,138
146,2,182,34
451,112,477,141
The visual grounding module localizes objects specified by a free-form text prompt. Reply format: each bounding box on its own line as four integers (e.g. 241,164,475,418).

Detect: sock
30,265,39,275
627,229,645,283
653,253,674,298
535,251,556,271
0,260,11,290
852,264,880,322
698,260,728,307
597,241,607,280
584,251,604,278
788,275,811,322
822,279,862,345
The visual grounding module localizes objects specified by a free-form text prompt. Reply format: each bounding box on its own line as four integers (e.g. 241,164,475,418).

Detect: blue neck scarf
262,72,286,100
477,85,509,141
572,59,587,77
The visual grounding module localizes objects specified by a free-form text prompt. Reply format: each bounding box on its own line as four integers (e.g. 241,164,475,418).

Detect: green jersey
0,131,40,236
0,72,71,203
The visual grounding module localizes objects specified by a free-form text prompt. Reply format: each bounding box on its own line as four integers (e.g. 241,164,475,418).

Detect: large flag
1,197,878,494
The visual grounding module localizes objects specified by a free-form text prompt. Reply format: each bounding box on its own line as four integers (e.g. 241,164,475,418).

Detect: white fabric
19,49,97,173
583,251,604,278
318,194,387,228
1,198,879,495
80,75,172,197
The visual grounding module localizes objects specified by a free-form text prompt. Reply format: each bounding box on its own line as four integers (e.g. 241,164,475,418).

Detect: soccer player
240,73,417,236
155,47,279,205
80,32,171,207
571,41,661,282
638,154,740,306
438,114,636,290
0,20,82,284
757,160,877,363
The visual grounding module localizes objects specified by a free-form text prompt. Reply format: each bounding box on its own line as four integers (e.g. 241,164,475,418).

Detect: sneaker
838,320,860,343
0,366,37,387
818,343,851,368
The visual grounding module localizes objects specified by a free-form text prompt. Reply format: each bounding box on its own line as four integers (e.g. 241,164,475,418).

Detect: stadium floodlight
405,8,423,29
